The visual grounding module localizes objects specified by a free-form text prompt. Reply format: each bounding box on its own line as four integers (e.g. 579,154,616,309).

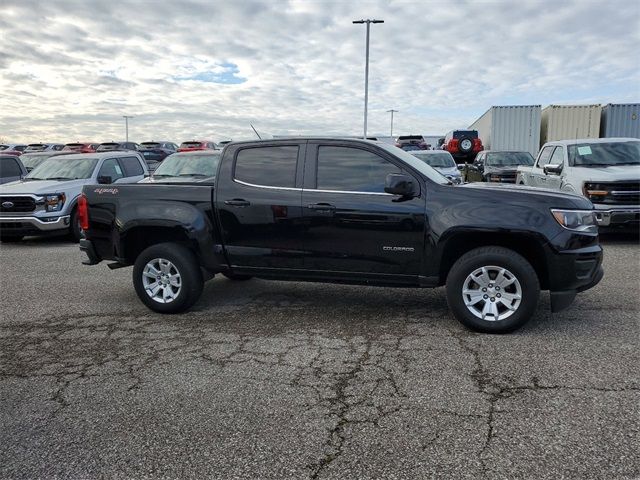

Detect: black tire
0,234,23,243
458,135,473,153
69,208,83,242
223,272,253,281
132,243,203,313
445,246,540,334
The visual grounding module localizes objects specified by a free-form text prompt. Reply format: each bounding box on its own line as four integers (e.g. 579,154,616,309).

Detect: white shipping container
600,103,640,138
468,105,541,157
541,104,602,146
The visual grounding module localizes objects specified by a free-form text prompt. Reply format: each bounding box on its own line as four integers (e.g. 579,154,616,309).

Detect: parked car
79,138,603,334
395,135,428,151
464,151,535,183
24,143,66,152
0,152,148,243
140,150,221,183
409,150,461,184
516,138,639,229
96,142,141,152
0,144,28,156
18,151,76,173
139,141,179,162
63,142,100,153
441,130,484,163
177,140,217,152
0,155,27,184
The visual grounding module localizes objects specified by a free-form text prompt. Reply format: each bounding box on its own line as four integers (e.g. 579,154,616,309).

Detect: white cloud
0,0,638,143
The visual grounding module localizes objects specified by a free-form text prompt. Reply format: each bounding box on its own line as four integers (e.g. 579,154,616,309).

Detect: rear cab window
234,146,299,188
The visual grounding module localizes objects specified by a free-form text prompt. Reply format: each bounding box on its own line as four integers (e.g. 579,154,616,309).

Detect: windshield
26,157,98,180
568,141,640,167
20,153,54,170
486,152,534,166
152,153,221,178
377,143,450,185
412,152,456,168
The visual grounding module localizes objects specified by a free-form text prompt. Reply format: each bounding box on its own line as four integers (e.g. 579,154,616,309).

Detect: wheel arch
437,230,549,290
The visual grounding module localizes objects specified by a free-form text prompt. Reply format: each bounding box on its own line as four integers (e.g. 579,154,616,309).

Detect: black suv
139,141,178,161
395,135,428,151
442,130,484,162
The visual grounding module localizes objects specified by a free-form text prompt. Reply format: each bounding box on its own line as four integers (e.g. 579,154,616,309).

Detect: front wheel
445,246,540,333
132,243,203,313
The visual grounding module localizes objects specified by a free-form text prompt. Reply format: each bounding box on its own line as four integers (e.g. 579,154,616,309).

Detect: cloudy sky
0,0,638,144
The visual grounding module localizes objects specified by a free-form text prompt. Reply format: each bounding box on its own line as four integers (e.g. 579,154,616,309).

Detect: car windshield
26,157,98,180
486,152,534,166
20,153,54,170
568,141,640,167
377,143,450,185
152,153,221,178
412,152,456,168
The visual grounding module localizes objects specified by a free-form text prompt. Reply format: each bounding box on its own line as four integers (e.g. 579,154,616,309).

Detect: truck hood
460,182,590,207
569,165,640,182
0,178,88,194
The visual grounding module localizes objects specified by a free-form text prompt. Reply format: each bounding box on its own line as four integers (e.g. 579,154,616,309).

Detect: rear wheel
133,243,203,313
445,246,540,333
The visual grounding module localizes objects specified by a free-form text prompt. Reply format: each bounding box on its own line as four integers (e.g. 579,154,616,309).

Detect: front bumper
0,215,70,235
592,206,640,227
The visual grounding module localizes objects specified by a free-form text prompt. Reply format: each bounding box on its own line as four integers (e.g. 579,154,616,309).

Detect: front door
215,143,305,270
301,142,425,279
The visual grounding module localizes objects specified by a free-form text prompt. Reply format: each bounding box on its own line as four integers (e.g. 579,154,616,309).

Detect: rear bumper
79,238,101,265
0,215,70,235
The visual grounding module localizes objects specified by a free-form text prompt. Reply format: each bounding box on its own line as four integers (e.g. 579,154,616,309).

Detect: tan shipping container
540,104,602,146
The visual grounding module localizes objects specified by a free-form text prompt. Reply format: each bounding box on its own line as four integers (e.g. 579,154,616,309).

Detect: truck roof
545,137,639,146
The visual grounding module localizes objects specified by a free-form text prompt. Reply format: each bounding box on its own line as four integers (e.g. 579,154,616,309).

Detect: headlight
582,182,608,202
551,209,597,233
44,193,65,212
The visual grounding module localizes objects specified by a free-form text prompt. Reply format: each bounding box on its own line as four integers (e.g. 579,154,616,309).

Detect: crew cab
79,138,603,333
0,152,148,242
517,138,639,229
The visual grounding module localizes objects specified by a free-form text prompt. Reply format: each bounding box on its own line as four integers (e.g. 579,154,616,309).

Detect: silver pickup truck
517,138,639,229
0,151,148,242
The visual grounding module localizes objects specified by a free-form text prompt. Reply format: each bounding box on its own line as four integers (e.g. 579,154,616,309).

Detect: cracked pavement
0,234,639,479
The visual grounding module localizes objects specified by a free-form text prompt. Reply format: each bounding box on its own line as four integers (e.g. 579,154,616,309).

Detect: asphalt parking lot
0,234,638,479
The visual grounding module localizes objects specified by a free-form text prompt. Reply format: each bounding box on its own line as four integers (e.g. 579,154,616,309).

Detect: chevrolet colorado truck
516,138,640,229
79,138,603,333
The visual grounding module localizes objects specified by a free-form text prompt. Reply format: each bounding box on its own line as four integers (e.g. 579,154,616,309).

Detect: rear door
300,141,425,279
215,142,305,270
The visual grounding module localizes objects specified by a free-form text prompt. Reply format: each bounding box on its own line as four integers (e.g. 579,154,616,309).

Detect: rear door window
119,156,144,177
234,146,299,188
316,146,401,193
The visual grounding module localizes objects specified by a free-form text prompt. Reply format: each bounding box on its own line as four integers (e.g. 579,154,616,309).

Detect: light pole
353,19,384,139
123,116,133,142
387,109,398,136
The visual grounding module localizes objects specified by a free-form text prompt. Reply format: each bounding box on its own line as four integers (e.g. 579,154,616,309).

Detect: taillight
472,138,483,152
448,139,459,153
78,194,89,231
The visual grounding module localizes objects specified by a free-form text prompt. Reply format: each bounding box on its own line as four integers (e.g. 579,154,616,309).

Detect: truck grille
585,182,640,205
0,196,36,213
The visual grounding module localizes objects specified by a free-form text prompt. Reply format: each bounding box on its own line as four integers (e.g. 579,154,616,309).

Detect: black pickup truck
79,138,603,333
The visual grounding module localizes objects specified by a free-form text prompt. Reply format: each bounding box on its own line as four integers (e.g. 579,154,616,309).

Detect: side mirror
97,175,112,184
543,164,563,175
384,173,417,197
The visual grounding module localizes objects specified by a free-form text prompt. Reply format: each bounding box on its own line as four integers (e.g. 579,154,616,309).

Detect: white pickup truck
516,138,639,229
